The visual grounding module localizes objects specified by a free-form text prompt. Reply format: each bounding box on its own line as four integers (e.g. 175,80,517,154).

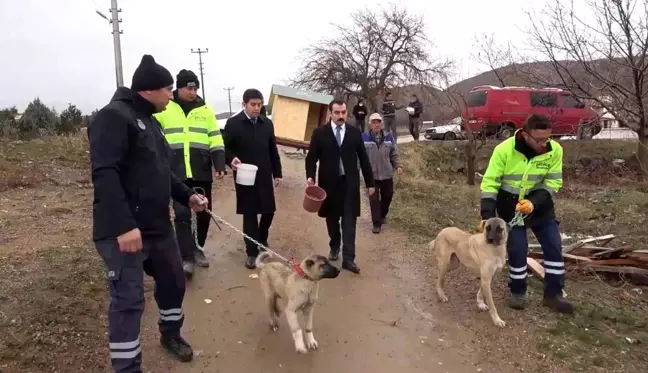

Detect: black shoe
160,335,193,362
194,250,209,268
372,226,381,234
543,295,575,314
342,260,360,274
328,250,339,261
245,256,257,269
508,293,527,310
182,261,195,280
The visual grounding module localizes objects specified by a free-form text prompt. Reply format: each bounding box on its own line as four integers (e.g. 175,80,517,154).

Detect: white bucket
235,163,258,186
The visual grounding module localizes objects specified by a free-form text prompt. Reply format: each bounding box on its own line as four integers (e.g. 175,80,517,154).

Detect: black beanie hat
130,54,174,91
176,69,200,89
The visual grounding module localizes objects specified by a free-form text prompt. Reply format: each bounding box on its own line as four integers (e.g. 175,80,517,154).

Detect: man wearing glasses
306,99,375,274
479,114,574,314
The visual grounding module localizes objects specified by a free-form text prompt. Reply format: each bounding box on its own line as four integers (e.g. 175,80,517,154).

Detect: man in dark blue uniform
88,54,209,373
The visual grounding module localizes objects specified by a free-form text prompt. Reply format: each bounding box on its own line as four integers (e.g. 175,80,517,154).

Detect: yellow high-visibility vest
155,100,224,179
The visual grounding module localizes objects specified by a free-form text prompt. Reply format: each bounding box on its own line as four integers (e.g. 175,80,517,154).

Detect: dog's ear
304,259,315,268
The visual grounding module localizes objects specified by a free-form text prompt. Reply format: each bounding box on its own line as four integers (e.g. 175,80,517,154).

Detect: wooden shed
267,84,334,143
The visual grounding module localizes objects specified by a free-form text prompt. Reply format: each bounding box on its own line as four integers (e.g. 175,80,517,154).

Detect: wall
303,103,325,141
271,96,310,141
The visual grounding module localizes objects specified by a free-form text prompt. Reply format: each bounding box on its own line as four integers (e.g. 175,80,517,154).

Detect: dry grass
0,132,109,372
391,139,648,373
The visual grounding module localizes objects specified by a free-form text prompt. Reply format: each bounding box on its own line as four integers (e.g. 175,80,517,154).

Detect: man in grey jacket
361,113,403,233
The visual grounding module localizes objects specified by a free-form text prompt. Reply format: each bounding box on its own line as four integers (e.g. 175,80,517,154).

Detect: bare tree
431,72,488,186
290,4,452,112
473,34,515,87
526,0,648,173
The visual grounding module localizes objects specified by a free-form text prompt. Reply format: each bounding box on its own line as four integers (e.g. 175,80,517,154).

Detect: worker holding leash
479,114,574,314
88,55,209,371
154,69,226,279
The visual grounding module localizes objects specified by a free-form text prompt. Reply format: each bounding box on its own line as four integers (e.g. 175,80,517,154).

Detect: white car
423,117,465,140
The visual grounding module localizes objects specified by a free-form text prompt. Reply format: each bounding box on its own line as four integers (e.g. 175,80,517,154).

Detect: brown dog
255,252,340,353
431,217,508,327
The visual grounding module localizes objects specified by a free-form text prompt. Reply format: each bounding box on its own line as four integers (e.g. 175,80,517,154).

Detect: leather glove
516,199,534,215
478,220,486,233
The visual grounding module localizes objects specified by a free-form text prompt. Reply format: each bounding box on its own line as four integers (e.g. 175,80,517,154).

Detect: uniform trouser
507,219,565,298
408,116,421,140
325,176,358,262
383,116,397,142
242,213,275,257
369,178,394,227
356,118,366,132
95,232,186,373
173,180,213,263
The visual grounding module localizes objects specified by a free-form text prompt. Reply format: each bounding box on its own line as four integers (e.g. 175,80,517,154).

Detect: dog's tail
255,251,272,268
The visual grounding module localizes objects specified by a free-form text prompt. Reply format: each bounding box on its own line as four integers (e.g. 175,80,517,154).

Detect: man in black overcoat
305,99,375,274
222,89,282,269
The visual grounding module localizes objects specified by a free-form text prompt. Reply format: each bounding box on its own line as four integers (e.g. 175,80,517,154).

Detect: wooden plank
575,265,648,276
276,136,309,150
584,259,648,267
527,257,545,279
527,252,593,263
563,235,616,253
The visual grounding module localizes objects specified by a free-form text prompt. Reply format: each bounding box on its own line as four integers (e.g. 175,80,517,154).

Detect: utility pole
191,48,208,100
223,87,234,114
95,1,124,87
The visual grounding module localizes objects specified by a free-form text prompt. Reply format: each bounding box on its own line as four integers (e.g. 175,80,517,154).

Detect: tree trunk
636,132,648,176
465,132,477,186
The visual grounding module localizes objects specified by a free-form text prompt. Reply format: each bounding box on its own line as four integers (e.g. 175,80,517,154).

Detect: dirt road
134,149,509,373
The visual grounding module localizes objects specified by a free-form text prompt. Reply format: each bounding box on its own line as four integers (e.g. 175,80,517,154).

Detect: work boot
543,295,575,314
245,256,257,270
160,335,193,362
194,249,209,268
508,292,527,310
372,225,381,234
182,261,195,279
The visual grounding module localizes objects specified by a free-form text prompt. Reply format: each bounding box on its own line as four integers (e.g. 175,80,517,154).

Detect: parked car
462,85,601,139
423,117,465,140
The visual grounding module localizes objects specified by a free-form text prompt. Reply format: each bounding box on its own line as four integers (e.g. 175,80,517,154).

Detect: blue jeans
507,219,565,298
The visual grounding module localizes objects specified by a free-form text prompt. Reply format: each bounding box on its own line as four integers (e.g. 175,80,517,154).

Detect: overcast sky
1,0,548,114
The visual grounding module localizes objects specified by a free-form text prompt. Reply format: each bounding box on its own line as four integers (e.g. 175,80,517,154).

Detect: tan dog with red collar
255,252,340,353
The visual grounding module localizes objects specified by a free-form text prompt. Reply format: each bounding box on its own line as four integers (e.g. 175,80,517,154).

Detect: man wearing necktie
306,99,375,274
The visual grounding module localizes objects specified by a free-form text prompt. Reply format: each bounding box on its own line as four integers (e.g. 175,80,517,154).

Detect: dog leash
507,211,526,231
187,188,298,267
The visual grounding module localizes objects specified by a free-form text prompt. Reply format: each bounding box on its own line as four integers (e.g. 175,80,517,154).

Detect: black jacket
222,111,282,215
381,100,397,117
480,134,556,227
305,123,375,218
408,100,423,118
88,87,195,241
352,103,367,120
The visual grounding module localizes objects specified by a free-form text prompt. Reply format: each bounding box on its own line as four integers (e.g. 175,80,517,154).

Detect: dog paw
493,317,506,328
295,344,308,354
438,294,449,303
477,302,489,311
269,322,279,332
305,333,319,350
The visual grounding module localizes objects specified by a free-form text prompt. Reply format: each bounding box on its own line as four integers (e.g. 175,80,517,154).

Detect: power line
223,87,234,114
191,48,208,100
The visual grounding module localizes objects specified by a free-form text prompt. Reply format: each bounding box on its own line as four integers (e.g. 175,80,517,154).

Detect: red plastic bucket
303,185,327,213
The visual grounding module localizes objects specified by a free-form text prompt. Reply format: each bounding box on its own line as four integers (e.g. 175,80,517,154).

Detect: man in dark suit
222,89,282,270
305,99,375,274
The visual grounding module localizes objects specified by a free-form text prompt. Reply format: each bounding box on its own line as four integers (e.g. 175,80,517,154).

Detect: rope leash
508,211,526,231
188,186,291,263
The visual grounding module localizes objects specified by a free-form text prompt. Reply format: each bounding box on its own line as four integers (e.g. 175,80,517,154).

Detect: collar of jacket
172,90,205,114
111,87,157,117
514,129,552,159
